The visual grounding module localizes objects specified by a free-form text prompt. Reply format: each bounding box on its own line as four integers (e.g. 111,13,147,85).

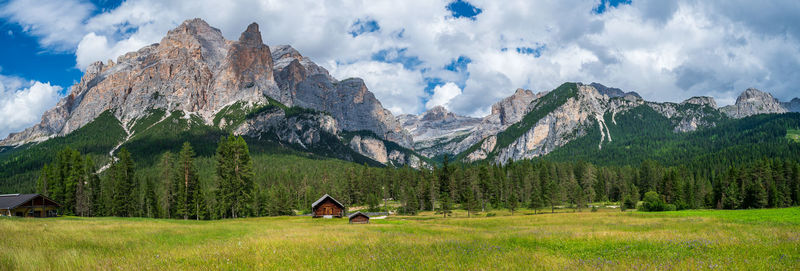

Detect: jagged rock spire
238,22,263,46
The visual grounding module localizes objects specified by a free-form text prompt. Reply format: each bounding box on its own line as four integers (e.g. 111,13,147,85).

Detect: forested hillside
3,93,800,219
26,110,800,219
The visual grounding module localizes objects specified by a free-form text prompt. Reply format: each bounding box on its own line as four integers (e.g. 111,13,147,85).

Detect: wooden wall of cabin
350,215,369,224
313,200,343,217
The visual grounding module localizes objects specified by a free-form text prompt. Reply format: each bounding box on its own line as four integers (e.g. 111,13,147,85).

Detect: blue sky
1,0,800,139
0,0,123,89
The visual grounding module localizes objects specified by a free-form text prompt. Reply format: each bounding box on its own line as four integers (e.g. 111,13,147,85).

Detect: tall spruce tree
86,157,102,216
158,152,174,218
216,136,254,218
111,148,135,217
438,155,453,218
175,142,199,220
580,163,597,208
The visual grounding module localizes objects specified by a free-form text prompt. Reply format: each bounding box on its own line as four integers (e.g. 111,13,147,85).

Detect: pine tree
438,155,453,218
722,179,740,209
462,172,479,217
216,136,254,218
143,178,159,218
194,182,208,220
267,183,293,216
175,142,199,220
74,170,90,216
111,148,135,217
36,164,50,196
580,163,597,209
65,149,84,215
743,178,768,209
528,171,543,214
794,164,800,206
508,189,518,215
86,157,102,217
563,169,580,212
158,152,174,218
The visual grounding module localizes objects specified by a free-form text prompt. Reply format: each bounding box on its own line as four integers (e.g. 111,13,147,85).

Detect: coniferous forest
35,135,800,220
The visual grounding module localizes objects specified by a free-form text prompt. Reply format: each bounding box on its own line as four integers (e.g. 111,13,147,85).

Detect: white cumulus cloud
2,0,800,117
0,75,62,139
425,82,461,110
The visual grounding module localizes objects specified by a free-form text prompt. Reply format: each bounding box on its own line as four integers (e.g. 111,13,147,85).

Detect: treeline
37,135,800,219
37,136,254,219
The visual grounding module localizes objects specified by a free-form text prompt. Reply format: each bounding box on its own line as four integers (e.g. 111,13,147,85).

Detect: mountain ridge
2,18,799,169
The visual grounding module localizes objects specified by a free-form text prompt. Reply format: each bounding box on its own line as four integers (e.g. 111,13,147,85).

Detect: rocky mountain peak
737,88,777,103
163,18,225,46
1,18,412,150
421,105,455,121
681,96,717,108
238,22,263,46
271,45,302,67
782,97,800,112
588,82,641,98
271,45,333,83
491,88,537,126
721,88,787,118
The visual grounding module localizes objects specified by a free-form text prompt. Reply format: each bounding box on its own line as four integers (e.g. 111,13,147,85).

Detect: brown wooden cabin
0,194,61,217
348,212,369,224
311,194,345,218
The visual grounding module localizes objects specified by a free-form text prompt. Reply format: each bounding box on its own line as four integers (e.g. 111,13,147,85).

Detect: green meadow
788,129,800,143
1,208,799,270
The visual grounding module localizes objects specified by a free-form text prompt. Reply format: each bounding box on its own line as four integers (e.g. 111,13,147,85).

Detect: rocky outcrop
346,134,422,167
399,106,482,157
465,135,496,161
270,46,413,148
783,98,800,112
234,107,338,149
3,19,269,145
290,77,413,147
349,135,389,164
487,88,541,126
589,82,641,99
721,88,787,118
492,84,620,163
463,82,727,163
681,96,717,108
2,19,411,152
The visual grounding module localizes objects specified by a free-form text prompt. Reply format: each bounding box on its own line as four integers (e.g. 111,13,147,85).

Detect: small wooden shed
348,212,369,224
0,194,61,217
311,194,345,218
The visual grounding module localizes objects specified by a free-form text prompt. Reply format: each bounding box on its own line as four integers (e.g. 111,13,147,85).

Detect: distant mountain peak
421,105,454,121
491,88,538,126
588,82,641,98
737,88,777,103
681,96,717,108
721,88,787,118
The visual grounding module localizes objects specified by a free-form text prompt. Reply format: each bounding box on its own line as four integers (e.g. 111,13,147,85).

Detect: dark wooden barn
0,194,61,217
348,212,369,224
311,194,345,218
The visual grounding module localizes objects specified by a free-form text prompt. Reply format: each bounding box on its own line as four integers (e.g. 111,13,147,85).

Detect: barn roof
0,194,60,209
348,211,369,219
311,194,344,209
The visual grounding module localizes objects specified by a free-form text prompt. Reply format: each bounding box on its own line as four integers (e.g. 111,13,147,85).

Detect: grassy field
1,208,799,270
788,129,800,142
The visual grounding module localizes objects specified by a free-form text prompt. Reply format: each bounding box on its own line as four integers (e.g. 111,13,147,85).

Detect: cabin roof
311,194,344,209
0,194,60,209
348,211,369,219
